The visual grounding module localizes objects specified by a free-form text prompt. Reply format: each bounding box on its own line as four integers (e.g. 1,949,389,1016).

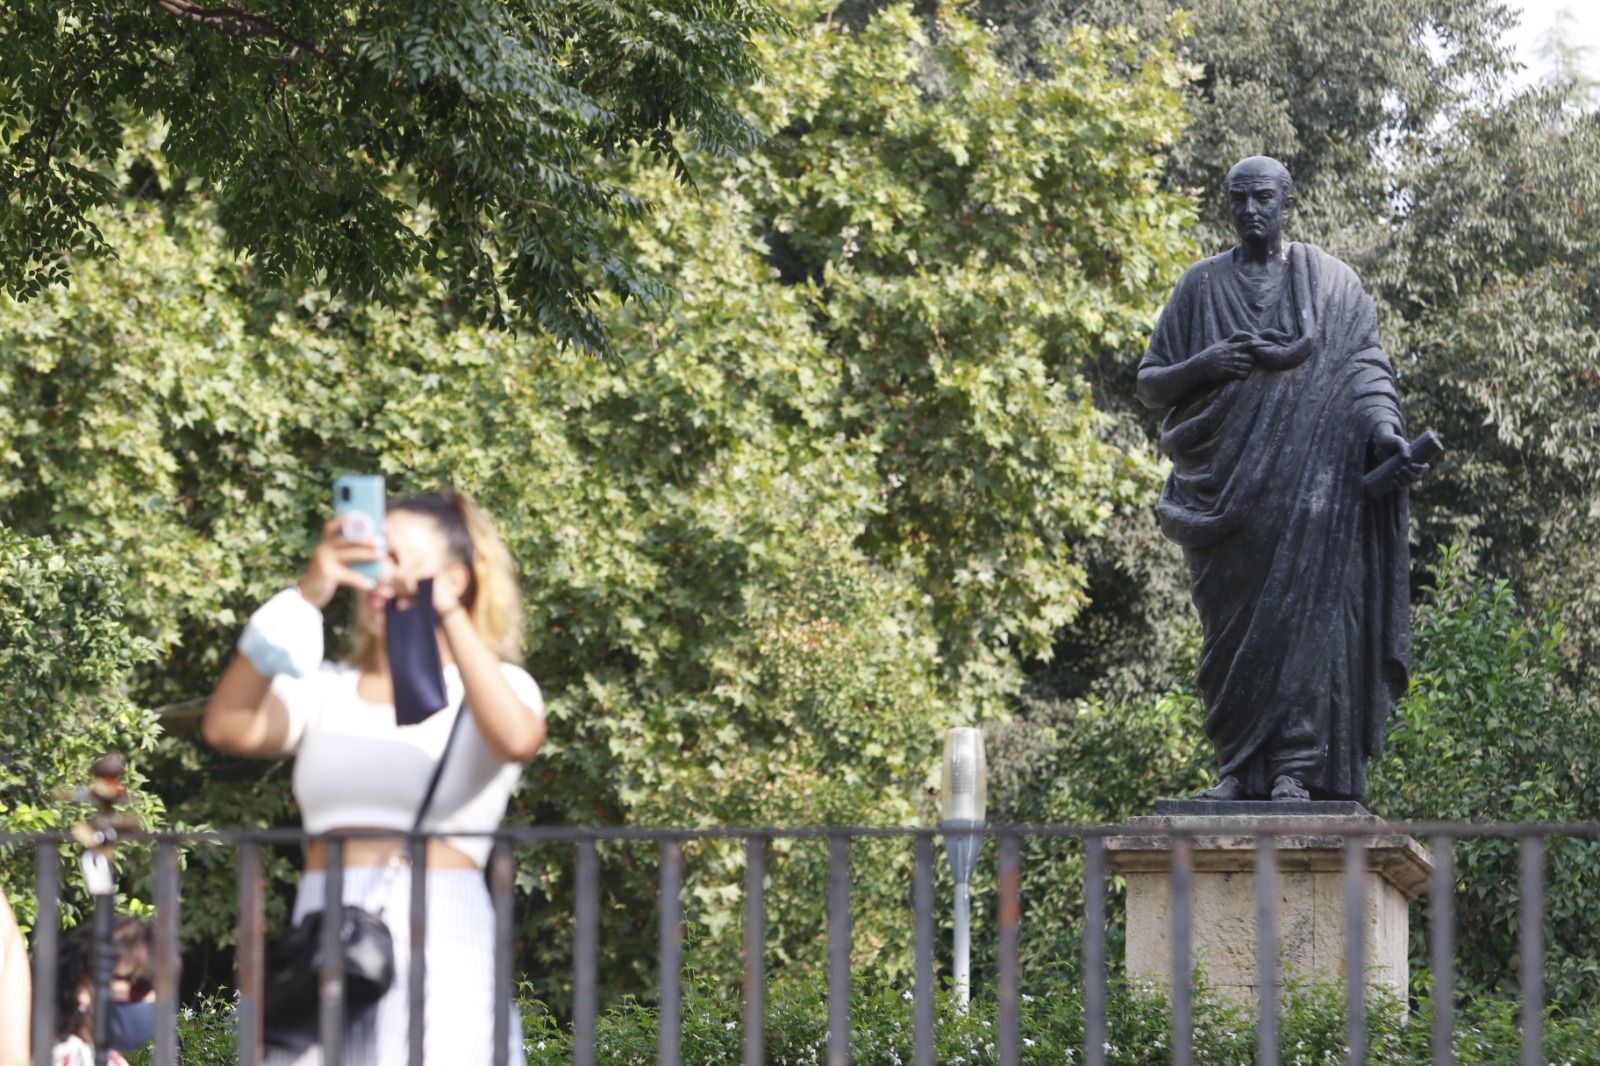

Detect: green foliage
0,0,1196,1007
1369,550,1600,1011
983,639,1212,979
1369,96,1600,666
127,977,1600,1066
0,0,782,352
0,527,162,930
736,1,1194,692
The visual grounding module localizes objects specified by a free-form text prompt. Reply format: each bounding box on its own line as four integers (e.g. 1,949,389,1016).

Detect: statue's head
1226,156,1294,247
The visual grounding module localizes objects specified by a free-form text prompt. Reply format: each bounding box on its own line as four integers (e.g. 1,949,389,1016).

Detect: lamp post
71,753,134,1066
940,727,987,1007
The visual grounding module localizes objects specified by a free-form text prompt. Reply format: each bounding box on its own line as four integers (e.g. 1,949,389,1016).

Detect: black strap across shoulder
411,698,469,836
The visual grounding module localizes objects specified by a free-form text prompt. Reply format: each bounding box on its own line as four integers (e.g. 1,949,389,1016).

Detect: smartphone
334,475,386,583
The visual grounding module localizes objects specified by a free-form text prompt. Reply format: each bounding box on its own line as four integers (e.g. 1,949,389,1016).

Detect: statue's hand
1372,427,1409,462
1243,328,1300,369
1195,338,1255,382
1394,458,1430,487
1372,428,1430,488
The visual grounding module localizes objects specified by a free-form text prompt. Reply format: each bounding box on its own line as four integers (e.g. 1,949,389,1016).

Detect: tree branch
279,76,325,170
152,0,345,61
22,28,126,182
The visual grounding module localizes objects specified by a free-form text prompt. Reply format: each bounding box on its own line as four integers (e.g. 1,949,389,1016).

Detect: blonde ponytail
451,491,523,661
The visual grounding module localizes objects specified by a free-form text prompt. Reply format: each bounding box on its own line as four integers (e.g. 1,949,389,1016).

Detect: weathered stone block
1106,808,1431,1006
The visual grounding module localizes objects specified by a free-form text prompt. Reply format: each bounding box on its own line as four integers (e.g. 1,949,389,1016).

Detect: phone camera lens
340,486,352,501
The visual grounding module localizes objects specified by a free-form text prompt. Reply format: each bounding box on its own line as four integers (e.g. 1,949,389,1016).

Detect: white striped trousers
264,866,525,1066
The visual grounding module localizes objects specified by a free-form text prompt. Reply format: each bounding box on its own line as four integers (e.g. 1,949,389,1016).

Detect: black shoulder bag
263,706,468,1052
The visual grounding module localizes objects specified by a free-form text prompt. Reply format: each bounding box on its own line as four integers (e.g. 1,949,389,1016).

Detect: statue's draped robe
1140,243,1411,800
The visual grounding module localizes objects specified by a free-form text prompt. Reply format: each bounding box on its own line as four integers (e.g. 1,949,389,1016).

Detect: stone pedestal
1106,802,1432,1006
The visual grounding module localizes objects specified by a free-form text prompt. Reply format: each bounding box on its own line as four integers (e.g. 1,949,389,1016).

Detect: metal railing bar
1256,833,1279,1066
1519,837,1544,1066
154,842,181,1066
6,818,1597,849
827,834,851,1066
574,840,599,1066
742,836,767,1066
92,891,112,1066
1171,834,1193,1066
1429,833,1454,1066
1083,837,1106,1066
31,843,59,1066
236,841,264,1066
1344,833,1366,1066
319,839,346,1066
913,834,935,1066
408,834,428,1066
997,832,1022,1066
658,838,684,1066
492,842,515,1066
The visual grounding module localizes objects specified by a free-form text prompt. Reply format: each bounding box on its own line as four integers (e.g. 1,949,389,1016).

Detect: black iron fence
5,819,1597,1066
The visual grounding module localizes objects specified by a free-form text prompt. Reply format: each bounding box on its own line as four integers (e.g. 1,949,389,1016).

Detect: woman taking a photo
203,488,544,1065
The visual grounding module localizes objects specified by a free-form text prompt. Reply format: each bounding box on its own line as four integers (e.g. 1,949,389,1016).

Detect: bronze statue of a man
1137,156,1429,802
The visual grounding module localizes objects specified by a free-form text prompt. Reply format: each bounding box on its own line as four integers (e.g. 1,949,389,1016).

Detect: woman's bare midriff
305,833,479,871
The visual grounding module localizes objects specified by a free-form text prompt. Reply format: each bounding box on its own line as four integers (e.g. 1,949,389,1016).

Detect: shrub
127,976,1600,1065
1370,549,1600,1010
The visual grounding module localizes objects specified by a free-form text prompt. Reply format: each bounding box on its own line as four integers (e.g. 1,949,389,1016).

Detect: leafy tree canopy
0,0,1196,1002
0,0,781,354
1374,96,1600,664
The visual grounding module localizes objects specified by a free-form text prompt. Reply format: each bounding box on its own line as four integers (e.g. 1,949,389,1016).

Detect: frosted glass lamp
940,726,987,1007
940,727,988,825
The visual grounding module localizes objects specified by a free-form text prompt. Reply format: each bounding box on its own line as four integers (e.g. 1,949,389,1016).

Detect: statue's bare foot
1196,775,1244,800
1271,775,1311,801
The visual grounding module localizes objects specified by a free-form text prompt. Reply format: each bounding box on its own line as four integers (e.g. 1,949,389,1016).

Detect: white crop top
271,660,544,867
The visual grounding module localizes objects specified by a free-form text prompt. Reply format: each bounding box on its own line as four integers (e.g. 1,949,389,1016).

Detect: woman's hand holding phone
387,542,468,622
297,515,382,608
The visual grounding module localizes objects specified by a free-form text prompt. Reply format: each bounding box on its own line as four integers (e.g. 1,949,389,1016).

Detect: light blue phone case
333,475,386,583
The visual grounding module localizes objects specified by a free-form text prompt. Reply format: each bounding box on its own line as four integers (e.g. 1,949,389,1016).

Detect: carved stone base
1106,809,1432,1006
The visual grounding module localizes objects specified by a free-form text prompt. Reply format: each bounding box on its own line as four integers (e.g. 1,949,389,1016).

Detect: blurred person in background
50,917,155,1066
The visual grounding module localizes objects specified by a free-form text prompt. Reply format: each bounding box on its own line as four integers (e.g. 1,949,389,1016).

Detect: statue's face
1228,170,1289,245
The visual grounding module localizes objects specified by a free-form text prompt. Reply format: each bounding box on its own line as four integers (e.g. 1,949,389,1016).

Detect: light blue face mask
106,999,156,1051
